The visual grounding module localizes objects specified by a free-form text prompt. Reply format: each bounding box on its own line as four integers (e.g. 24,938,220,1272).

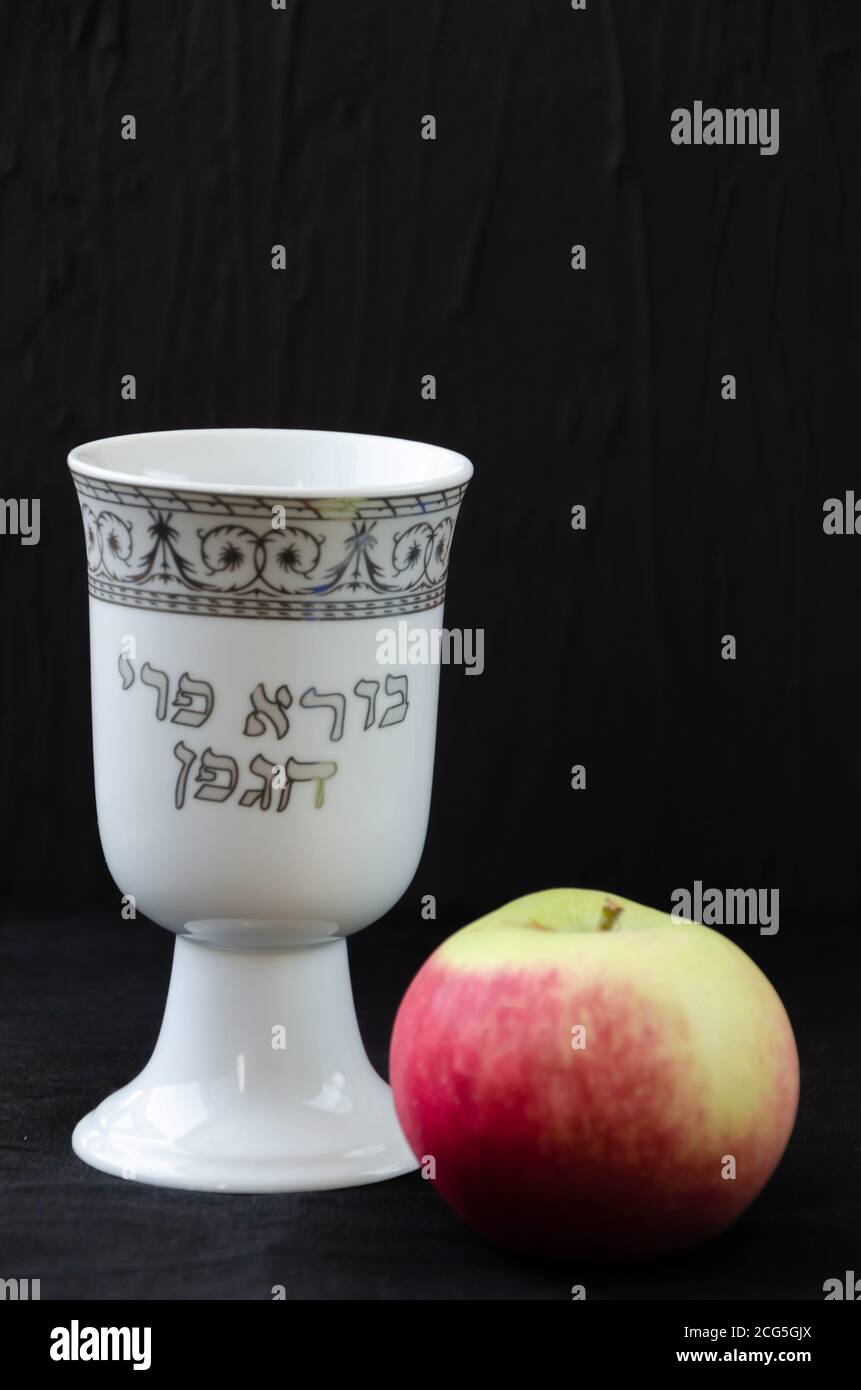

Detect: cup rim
67,427,473,498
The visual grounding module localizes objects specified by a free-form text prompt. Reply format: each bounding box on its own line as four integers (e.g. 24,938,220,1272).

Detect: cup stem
72,936,418,1192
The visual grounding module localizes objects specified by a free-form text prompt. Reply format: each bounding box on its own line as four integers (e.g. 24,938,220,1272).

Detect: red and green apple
390,888,799,1260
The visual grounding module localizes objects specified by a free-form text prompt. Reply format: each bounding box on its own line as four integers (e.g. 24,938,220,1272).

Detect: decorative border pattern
71,475,467,621
72,474,468,520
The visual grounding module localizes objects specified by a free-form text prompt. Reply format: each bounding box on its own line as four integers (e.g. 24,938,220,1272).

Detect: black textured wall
1,0,859,919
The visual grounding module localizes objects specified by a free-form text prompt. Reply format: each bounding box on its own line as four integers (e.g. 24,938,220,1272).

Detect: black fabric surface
1,0,861,921
0,909,857,1301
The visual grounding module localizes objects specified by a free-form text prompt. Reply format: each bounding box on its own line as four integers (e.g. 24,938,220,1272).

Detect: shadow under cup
66,428,472,1192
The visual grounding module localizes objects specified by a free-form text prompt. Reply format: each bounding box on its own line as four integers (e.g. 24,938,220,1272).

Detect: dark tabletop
0,910,857,1301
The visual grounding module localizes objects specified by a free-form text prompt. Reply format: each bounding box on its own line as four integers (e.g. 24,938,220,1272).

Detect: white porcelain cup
67,428,472,1192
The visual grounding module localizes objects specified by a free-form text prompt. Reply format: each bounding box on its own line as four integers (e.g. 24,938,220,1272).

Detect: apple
390,888,799,1260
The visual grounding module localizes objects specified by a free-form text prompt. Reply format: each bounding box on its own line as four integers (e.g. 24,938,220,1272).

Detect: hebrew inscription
118,655,409,815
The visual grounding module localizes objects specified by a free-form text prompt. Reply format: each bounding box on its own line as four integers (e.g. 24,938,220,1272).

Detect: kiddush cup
67,428,472,1191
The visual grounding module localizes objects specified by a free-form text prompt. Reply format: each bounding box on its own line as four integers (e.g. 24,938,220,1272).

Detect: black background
1,0,859,1303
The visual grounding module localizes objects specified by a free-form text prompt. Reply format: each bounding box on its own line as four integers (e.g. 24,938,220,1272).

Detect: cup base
71,1094,418,1194
71,935,419,1193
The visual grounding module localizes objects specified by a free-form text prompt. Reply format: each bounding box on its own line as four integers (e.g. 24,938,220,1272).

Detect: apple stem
597,900,623,932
